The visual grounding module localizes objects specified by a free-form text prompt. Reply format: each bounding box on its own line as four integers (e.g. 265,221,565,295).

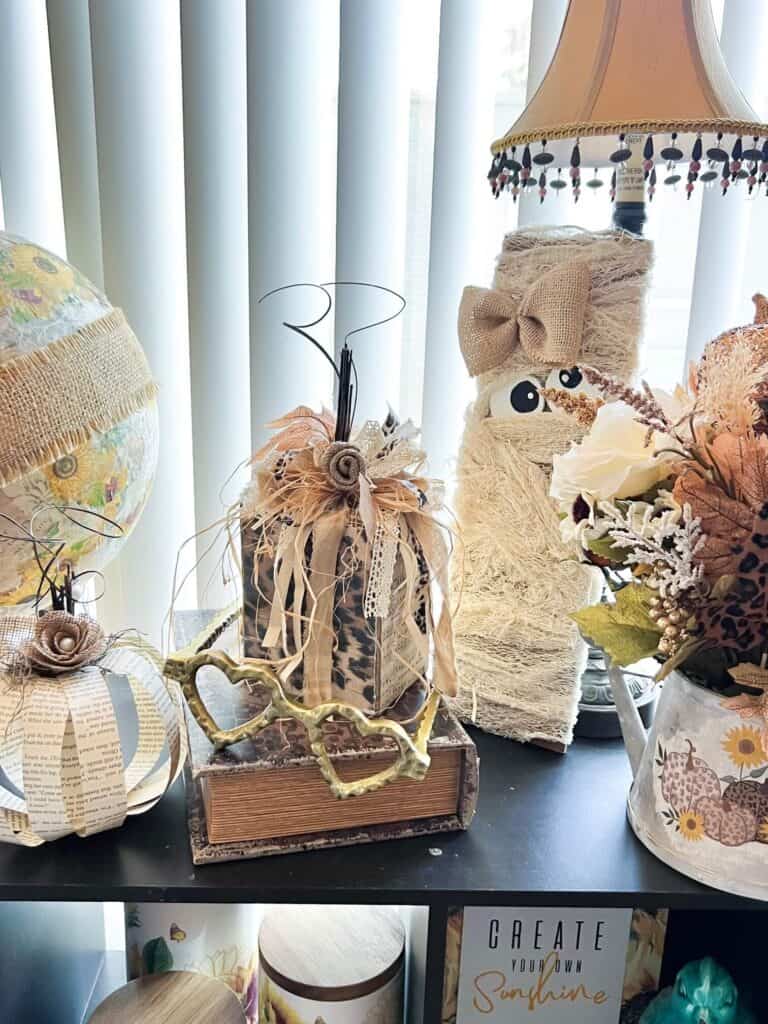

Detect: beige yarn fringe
450,227,652,746
0,308,157,487
449,414,602,746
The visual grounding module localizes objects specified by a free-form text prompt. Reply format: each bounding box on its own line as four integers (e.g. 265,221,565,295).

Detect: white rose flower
559,507,611,552
550,401,683,513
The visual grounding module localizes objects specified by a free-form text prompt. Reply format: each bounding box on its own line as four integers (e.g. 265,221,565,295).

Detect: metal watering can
609,663,768,901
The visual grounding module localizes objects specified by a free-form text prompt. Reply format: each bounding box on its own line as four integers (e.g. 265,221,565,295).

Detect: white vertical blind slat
46,0,103,288
334,0,410,422
247,0,339,450
89,0,196,643
181,0,250,609
685,0,768,362
397,1,441,425
420,0,498,486
0,0,65,256
516,0,568,231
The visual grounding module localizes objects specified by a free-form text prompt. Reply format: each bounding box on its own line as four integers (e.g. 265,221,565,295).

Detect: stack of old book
180,615,478,865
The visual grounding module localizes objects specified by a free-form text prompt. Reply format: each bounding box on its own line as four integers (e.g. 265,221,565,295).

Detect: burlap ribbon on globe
0,308,158,487
458,262,591,377
243,409,458,706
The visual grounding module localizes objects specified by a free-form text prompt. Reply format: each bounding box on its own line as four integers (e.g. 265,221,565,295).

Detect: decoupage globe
0,232,158,603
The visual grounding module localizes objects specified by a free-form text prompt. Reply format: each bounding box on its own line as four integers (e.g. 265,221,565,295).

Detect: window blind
0,0,764,641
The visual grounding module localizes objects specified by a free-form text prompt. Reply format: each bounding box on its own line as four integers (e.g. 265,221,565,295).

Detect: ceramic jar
258,905,405,1023
125,903,259,1021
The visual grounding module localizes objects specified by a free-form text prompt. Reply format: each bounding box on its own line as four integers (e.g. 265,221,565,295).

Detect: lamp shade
488,0,768,203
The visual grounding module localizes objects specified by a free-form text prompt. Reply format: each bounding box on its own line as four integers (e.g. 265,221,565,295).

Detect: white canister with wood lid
258,905,405,1024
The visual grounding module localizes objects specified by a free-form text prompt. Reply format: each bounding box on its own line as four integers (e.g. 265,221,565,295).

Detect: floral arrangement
549,321,768,694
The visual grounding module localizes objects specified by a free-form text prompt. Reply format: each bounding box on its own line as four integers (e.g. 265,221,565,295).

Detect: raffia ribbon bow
458,262,591,377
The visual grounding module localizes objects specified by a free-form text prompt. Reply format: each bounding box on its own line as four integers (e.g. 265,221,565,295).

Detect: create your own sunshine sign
456,907,632,1023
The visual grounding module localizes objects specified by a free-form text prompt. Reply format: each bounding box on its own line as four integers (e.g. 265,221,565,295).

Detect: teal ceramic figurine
641,958,755,1024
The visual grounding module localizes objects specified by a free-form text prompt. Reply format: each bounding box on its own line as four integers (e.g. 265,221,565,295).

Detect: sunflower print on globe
0,232,158,603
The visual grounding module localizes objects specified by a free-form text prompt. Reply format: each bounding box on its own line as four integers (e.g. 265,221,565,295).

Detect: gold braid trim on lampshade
492,118,768,154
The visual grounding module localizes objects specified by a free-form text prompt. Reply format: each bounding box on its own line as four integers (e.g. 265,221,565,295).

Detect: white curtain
0,0,766,643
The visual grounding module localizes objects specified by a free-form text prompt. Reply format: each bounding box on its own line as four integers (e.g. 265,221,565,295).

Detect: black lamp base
613,200,646,236
575,646,657,739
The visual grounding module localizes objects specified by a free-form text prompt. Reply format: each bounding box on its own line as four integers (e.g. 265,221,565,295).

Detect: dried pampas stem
697,335,767,434
541,387,603,427
581,366,672,435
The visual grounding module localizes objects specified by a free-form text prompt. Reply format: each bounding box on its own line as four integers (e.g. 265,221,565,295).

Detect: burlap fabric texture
0,308,157,487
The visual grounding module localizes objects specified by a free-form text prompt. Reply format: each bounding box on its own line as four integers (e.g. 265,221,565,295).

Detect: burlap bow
458,262,591,377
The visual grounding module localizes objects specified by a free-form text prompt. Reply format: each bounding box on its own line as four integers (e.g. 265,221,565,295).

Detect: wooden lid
88,971,245,1023
259,905,405,1001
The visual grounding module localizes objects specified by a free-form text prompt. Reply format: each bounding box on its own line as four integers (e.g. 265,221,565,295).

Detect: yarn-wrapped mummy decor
450,227,653,749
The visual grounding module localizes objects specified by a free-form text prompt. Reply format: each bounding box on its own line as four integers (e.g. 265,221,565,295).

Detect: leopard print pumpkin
694,795,758,847
660,741,720,811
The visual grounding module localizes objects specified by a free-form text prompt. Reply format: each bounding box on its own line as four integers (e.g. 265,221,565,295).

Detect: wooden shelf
0,727,759,910
3,609,752,908
2,606,764,1024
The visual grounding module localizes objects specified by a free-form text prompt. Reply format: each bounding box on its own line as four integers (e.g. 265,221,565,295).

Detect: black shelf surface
0,728,761,907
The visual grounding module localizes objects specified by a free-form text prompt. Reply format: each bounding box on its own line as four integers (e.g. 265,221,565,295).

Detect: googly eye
489,376,545,418
549,366,582,390
545,366,600,399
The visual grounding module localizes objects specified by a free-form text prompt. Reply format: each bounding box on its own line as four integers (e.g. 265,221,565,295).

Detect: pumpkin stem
685,739,696,770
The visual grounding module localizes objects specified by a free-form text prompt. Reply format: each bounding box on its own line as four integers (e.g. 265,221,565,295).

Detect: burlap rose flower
20,611,107,676
319,441,366,492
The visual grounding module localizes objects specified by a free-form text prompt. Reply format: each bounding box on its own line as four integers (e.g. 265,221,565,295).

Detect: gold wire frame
163,607,440,799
